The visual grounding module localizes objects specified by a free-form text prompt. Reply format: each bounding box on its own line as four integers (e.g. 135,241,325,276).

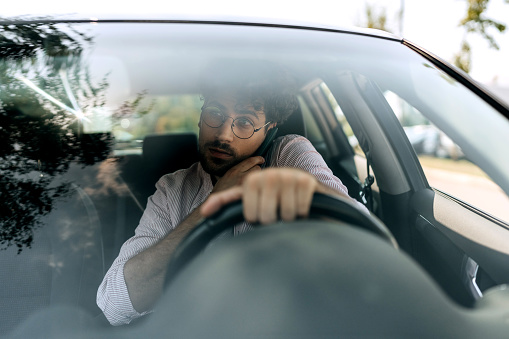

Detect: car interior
0,76,495,331
3,22,509,338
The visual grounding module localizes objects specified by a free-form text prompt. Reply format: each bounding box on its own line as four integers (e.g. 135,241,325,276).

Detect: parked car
1,15,509,338
404,124,465,159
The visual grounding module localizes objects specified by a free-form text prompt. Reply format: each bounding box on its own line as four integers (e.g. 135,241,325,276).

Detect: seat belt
359,151,375,211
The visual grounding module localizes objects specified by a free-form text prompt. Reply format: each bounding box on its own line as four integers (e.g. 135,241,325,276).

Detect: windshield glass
1,21,509,337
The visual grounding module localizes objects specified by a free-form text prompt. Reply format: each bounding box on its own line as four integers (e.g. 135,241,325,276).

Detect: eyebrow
207,101,228,112
206,100,262,121
235,108,261,121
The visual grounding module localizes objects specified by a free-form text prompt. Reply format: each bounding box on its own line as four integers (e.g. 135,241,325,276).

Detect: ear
267,122,277,132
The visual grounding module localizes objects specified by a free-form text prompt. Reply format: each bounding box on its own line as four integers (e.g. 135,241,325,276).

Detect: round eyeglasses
201,106,272,139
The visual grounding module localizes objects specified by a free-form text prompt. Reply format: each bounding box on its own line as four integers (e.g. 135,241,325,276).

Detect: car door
318,67,509,307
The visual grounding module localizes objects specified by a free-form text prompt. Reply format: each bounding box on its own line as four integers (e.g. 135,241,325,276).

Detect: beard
198,140,248,177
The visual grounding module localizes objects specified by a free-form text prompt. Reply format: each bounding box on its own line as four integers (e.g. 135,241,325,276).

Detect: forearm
123,207,203,313
316,180,349,199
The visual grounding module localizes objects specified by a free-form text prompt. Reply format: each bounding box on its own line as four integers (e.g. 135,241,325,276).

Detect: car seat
117,133,199,211
275,107,307,139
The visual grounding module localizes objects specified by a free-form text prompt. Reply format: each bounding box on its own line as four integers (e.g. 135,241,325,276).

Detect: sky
3,0,509,87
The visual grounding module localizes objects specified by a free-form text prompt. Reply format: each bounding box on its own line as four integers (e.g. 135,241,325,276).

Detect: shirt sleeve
96,174,182,325
271,134,369,213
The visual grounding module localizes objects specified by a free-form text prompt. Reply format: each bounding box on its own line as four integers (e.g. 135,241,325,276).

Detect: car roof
0,14,402,42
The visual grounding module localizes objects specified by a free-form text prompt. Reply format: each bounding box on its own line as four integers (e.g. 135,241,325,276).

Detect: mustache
204,140,236,156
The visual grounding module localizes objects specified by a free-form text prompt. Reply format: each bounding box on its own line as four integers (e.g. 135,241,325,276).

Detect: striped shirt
97,134,367,325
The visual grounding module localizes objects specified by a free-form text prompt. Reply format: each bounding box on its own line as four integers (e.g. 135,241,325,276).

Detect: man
97,61,368,325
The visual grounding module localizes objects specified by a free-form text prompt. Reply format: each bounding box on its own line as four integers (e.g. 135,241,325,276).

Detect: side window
320,82,362,155
385,91,509,224
318,82,374,194
113,94,202,154
298,96,323,145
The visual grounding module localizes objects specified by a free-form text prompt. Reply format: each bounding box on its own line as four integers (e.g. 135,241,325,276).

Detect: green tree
455,0,508,73
361,1,407,35
364,4,391,32
0,18,112,252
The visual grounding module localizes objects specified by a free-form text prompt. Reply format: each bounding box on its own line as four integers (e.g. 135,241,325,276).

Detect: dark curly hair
199,59,299,126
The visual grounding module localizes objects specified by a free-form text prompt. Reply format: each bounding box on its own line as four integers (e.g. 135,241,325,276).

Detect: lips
209,147,233,159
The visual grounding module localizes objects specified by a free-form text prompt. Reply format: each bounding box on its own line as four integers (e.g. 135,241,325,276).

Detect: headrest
276,107,306,138
143,133,199,175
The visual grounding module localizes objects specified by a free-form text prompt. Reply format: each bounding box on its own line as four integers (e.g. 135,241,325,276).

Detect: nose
215,117,235,142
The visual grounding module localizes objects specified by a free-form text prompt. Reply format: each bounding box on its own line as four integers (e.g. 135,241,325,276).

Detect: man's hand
211,156,265,193
202,168,341,224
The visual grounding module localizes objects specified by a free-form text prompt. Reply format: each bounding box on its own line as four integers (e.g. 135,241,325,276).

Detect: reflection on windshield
0,22,113,252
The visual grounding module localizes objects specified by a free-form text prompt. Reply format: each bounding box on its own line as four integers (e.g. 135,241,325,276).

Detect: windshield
1,20,509,337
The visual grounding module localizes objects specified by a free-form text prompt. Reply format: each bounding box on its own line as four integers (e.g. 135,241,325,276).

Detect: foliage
455,0,508,73
460,0,506,49
0,20,112,252
453,40,472,73
0,18,91,68
364,4,391,33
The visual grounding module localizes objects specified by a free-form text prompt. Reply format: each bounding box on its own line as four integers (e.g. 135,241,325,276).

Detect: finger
242,156,265,172
279,175,297,221
242,172,262,223
258,171,279,225
230,156,265,174
247,165,262,173
295,173,317,218
239,165,261,184
201,186,243,217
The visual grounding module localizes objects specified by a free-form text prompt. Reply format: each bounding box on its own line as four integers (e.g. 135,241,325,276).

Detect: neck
211,175,219,186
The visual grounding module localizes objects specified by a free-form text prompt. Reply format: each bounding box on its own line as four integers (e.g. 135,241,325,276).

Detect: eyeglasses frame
201,107,272,139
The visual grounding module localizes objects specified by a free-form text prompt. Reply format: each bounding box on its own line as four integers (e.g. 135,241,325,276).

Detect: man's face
198,92,273,178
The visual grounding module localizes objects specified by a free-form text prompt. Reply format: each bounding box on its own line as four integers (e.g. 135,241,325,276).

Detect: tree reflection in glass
0,20,113,253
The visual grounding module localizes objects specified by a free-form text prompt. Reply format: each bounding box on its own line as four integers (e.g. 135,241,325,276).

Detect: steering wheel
166,192,397,286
